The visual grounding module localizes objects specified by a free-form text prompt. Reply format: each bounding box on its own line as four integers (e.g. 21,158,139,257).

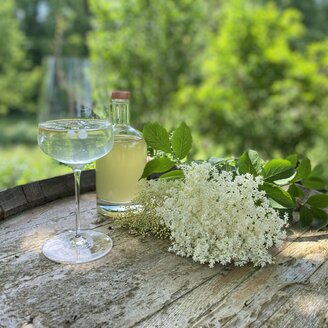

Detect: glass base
42,229,113,264
97,200,142,218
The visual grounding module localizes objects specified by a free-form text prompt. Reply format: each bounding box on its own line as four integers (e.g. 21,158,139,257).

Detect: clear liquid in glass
38,119,113,166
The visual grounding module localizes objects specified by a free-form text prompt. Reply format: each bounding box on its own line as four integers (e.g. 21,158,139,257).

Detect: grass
0,145,71,191
0,116,37,146
0,115,71,190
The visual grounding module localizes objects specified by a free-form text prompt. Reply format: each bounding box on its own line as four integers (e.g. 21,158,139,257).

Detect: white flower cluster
120,179,173,238
152,162,288,267
123,162,288,267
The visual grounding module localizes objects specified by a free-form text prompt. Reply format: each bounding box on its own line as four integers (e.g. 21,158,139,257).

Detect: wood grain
0,190,327,328
0,193,217,327
190,230,328,328
259,261,328,328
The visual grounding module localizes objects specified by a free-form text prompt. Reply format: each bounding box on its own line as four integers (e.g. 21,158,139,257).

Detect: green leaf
268,198,290,210
302,164,327,190
208,157,225,165
292,157,311,182
143,122,171,153
306,194,328,208
210,157,237,172
171,122,192,160
285,154,298,167
300,206,313,227
262,159,295,183
288,183,304,198
159,169,184,180
141,157,175,179
274,172,297,186
302,177,326,190
309,207,328,230
238,150,262,176
309,164,324,178
260,182,295,209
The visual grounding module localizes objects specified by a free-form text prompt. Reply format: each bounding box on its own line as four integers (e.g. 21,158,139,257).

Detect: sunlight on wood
20,229,53,253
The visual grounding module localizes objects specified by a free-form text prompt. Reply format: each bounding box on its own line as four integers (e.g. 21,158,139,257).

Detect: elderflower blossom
119,179,176,238
155,162,288,267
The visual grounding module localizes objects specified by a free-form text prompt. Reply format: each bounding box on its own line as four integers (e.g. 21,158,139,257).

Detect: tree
175,0,328,159
276,0,328,43
88,0,208,126
0,0,40,115
0,0,92,116
16,0,91,66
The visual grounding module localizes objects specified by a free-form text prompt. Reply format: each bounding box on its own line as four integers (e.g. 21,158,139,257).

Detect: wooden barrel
0,173,327,327
0,170,95,220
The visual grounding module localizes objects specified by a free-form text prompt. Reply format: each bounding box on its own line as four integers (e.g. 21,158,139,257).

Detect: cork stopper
112,91,130,99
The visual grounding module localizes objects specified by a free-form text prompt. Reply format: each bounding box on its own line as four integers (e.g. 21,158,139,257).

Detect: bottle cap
112,91,130,99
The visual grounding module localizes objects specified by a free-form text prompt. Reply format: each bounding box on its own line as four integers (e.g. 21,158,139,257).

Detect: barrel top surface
1,190,328,328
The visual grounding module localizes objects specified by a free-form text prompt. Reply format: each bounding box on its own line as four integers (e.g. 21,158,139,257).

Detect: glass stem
73,169,82,238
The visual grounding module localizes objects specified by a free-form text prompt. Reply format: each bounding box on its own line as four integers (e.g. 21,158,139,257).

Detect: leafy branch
140,123,328,230
141,122,192,180
237,150,328,229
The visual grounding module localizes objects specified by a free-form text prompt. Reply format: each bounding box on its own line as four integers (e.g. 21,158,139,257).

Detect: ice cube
78,129,88,139
67,130,76,139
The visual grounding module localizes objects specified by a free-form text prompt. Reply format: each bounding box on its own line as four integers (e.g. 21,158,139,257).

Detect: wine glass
38,57,114,264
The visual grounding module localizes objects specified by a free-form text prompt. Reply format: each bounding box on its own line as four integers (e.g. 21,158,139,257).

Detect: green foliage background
88,0,328,174
0,0,327,190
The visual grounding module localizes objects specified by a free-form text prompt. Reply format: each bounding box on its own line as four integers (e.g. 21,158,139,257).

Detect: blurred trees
88,0,211,124
89,0,328,163
1,0,328,188
16,0,91,65
175,0,328,158
0,0,91,117
276,0,328,43
0,1,40,116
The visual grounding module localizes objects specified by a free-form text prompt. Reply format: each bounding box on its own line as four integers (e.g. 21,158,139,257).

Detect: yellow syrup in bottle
96,90,147,217
96,135,147,206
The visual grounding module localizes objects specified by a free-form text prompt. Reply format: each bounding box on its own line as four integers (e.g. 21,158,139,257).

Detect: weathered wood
0,190,327,328
244,261,328,328
0,170,95,221
0,193,102,261
134,229,326,328
0,193,218,327
188,230,328,328
22,181,45,207
258,261,328,328
0,187,27,220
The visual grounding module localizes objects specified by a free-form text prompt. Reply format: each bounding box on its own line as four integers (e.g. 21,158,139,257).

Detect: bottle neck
112,99,130,126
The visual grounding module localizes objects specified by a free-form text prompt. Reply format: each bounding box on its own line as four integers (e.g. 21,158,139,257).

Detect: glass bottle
96,91,147,216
